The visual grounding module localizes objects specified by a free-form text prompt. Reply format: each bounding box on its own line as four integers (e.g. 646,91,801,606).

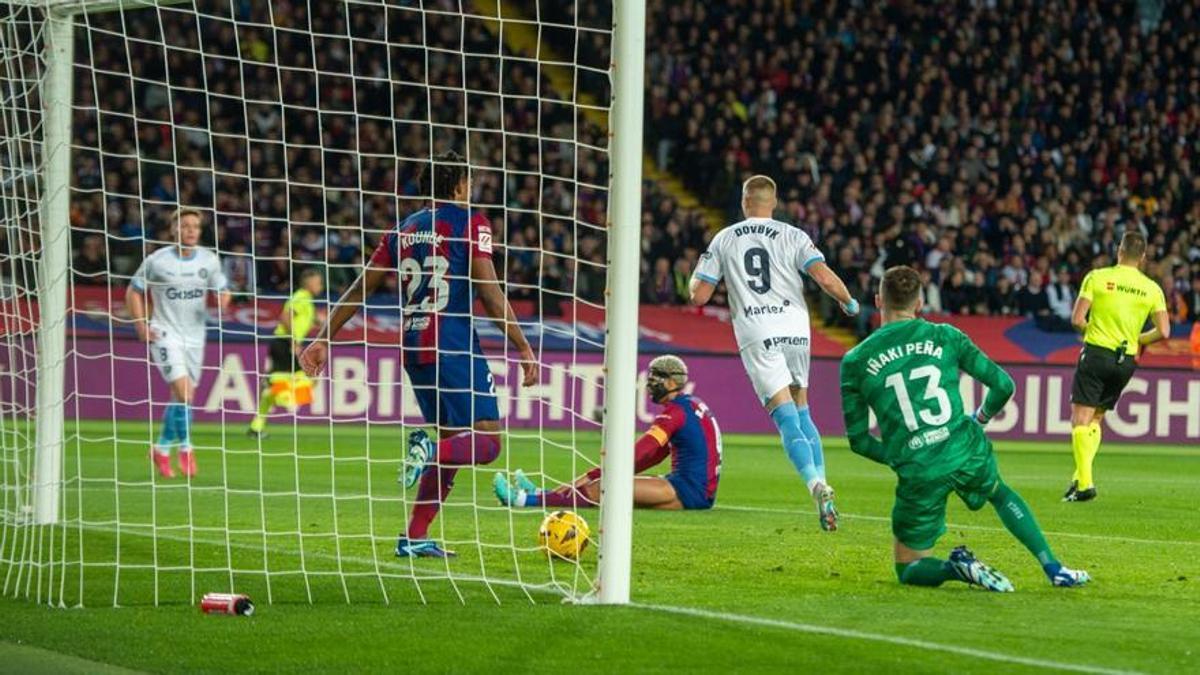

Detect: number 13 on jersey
884,365,952,432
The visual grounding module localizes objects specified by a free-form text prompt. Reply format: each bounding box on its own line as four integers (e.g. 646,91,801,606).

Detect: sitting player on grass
493,355,722,510
840,266,1090,591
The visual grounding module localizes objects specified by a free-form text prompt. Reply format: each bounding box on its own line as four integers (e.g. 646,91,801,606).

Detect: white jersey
693,217,824,349
131,246,226,343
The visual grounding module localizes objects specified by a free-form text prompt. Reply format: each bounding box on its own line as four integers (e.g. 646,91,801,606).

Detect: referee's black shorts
267,337,301,374
1070,343,1137,410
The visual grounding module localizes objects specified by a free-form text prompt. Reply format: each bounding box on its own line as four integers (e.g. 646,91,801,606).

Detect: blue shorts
665,473,715,510
405,352,499,428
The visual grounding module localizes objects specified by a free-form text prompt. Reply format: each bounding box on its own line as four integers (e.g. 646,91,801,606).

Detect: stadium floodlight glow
0,0,643,608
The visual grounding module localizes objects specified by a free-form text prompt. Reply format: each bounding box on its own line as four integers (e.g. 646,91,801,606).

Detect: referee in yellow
248,268,323,438
1065,231,1170,502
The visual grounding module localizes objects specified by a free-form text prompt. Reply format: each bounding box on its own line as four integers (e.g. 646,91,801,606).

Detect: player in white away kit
690,175,859,530
126,209,231,478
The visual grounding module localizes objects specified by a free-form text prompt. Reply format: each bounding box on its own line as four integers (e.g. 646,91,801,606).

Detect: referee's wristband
842,298,860,315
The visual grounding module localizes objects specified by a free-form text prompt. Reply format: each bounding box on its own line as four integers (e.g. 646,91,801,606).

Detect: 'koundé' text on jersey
693,218,825,349
369,203,493,365
840,319,1012,480
131,246,227,342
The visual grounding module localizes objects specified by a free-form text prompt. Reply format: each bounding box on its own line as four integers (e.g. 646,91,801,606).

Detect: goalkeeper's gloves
973,406,992,425
841,298,860,316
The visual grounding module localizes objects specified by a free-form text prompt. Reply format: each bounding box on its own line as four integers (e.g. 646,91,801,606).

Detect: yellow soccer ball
538,510,590,560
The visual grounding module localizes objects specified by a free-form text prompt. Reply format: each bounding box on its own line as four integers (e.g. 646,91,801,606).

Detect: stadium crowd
642,0,1200,332
65,1,627,308
57,1,1200,334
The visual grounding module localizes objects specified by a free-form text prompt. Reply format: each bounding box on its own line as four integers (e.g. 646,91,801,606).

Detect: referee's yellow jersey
1078,265,1167,356
273,289,316,342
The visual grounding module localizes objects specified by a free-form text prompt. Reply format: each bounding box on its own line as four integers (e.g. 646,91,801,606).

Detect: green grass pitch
0,421,1197,673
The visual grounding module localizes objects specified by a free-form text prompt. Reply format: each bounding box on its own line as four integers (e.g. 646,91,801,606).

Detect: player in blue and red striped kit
302,151,537,558
493,355,723,510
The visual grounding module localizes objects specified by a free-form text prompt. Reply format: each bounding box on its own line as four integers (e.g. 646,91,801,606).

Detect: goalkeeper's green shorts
891,446,1000,551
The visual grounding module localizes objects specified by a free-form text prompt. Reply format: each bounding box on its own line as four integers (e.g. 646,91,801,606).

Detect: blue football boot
948,546,1014,592
395,537,456,558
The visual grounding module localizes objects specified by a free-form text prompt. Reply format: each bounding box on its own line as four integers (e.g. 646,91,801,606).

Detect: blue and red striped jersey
369,203,494,365
654,394,723,501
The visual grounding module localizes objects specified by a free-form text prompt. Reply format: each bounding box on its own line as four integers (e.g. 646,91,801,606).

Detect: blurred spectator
988,277,1020,316
643,257,676,304
919,269,943,315
849,269,877,338
671,258,693,304
73,235,107,285
942,271,973,315
1017,276,1054,330
1046,268,1077,331
221,243,255,296
1187,276,1200,322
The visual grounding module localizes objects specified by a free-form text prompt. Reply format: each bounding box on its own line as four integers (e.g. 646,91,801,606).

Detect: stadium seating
643,0,1200,328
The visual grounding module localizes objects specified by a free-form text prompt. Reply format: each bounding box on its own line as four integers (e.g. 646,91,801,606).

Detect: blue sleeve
693,241,723,284
801,255,826,273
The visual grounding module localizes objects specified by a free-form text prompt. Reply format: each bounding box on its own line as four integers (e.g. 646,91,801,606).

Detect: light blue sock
175,403,192,447
769,402,821,489
797,406,825,481
156,402,179,449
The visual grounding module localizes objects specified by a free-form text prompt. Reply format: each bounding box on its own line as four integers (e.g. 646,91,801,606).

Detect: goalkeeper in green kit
840,266,1090,591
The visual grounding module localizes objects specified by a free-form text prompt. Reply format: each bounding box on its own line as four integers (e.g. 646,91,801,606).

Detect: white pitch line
717,504,1200,547
69,524,1144,674
634,603,1141,675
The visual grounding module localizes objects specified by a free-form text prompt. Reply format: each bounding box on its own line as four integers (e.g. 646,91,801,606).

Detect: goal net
0,0,643,607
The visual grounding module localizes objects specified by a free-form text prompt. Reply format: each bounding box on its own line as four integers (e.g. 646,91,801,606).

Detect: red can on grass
200,593,254,616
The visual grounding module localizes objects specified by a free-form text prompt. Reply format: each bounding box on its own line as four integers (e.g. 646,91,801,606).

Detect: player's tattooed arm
471,255,538,387
688,276,715,306
689,244,720,305
807,261,858,315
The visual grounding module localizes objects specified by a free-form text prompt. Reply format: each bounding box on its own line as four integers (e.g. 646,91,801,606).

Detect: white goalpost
0,0,643,607
32,7,72,528
595,0,643,606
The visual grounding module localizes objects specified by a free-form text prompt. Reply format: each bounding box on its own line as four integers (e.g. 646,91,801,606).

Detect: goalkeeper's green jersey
839,318,1015,480
273,289,316,342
